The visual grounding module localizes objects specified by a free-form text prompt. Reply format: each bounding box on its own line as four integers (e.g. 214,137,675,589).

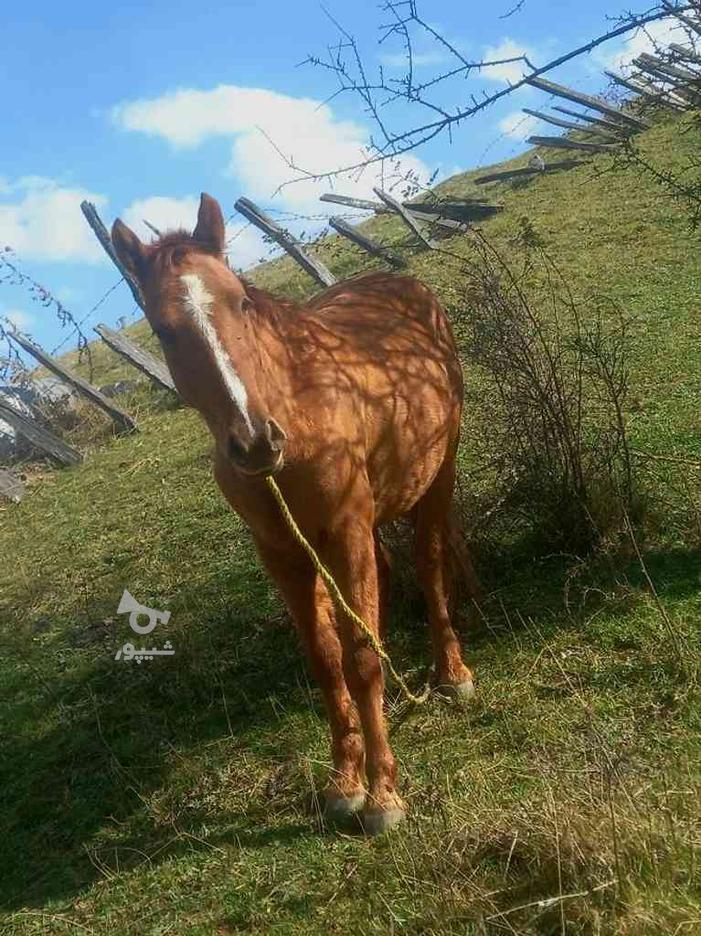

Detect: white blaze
179,273,253,433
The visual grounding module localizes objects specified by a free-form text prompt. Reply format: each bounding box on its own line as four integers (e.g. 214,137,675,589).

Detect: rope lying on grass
265,475,431,705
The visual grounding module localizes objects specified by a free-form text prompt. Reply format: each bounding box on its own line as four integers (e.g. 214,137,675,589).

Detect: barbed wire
51,277,125,355
0,247,94,380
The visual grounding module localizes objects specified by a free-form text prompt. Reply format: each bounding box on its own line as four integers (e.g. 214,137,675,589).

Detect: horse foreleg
323,520,406,835
255,539,366,822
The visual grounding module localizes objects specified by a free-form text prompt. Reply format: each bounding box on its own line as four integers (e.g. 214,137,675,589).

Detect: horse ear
193,192,226,255
112,219,148,281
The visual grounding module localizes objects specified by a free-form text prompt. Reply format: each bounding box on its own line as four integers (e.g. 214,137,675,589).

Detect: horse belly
366,387,457,523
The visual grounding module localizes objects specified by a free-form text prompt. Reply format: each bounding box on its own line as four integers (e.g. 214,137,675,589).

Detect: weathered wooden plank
668,43,701,66
604,69,688,110
552,105,637,133
408,200,503,222
235,197,336,288
406,213,468,233
633,56,696,88
636,52,701,84
631,62,699,103
8,332,138,434
320,192,502,225
637,65,699,110
328,217,406,268
632,55,701,103
320,193,388,213
473,159,582,184
0,467,24,503
662,3,701,38
80,201,145,311
522,107,624,139
525,75,649,129
527,135,619,153
0,399,82,466
94,324,177,393
373,188,437,249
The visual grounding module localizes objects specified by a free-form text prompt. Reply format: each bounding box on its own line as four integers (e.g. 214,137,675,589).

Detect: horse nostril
228,433,250,462
265,417,287,453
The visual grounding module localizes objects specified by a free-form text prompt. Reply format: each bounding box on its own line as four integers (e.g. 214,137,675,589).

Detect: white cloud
0,177,106,263
595,17,687,73
1,308,35,330
112,84,431,214
481,38,536,84
225,223,274,271
499,111,540,141
119,195,271,271
123,195,201,240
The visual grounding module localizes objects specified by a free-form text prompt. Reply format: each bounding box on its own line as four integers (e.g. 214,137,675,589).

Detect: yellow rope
265,475,430,705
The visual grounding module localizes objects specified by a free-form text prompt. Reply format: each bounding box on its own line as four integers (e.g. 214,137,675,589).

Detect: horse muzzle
227,417,287,477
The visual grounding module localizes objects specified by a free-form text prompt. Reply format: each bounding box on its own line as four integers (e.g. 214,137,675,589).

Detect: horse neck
248,290,297,417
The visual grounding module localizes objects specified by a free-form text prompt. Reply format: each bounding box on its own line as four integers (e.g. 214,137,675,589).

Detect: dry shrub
456,227,639,557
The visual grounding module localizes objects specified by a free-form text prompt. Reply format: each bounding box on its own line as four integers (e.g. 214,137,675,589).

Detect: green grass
1,112,699,934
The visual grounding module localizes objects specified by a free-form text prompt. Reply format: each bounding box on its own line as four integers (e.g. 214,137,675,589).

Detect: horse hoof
323,791,366,825
360,805,407,836
435,678,475,701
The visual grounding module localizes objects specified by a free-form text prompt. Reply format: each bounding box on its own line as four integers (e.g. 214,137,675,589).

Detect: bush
456,226,638,556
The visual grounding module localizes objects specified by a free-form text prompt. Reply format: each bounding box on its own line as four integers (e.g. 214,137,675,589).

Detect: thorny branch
285,1,694,185
500,0,527,19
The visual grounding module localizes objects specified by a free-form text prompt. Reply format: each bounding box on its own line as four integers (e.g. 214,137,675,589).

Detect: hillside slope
0,112,699,935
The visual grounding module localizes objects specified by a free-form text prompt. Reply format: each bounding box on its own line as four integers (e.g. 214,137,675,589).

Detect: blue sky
0,0,681,354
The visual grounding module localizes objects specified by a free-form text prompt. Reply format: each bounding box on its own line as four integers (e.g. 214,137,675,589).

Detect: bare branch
285,2,686,185
500,0,527,19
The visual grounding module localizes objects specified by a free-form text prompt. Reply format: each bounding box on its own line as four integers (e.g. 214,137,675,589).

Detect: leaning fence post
8,331,138,434
328,217,406,268
551,105,637,134
473,160,582,184
604,69,688,111
234,197,337,288
0,398,83,466
525,75,649,130
320,193,389,213
373,188,438,250
521,107,625,141
0,467,25,502
94,324,178,394
80,201,145,311
526,135,619,154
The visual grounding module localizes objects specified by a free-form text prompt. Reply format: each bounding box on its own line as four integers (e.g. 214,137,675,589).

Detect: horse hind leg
414,454,477,698
374,530,391,641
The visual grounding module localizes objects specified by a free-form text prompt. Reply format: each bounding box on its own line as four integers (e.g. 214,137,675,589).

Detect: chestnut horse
112,193,479,834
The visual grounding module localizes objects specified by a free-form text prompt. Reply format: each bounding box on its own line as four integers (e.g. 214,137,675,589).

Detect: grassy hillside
0,112,699,935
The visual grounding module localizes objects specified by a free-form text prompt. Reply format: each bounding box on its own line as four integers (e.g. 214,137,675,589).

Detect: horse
111,193,480,835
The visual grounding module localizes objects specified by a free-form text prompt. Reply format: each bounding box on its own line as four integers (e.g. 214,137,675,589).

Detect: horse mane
148,229,220,267
242,280,301,318
151,229,198,250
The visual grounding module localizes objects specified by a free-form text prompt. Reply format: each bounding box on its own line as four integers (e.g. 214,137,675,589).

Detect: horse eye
241,297,253,314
